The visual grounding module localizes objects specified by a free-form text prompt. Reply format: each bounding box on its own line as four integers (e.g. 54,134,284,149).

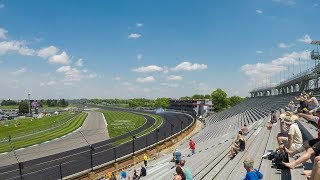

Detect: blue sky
0,0,319,99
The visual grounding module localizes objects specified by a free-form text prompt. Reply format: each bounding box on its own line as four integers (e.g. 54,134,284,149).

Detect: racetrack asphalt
0,111,109,167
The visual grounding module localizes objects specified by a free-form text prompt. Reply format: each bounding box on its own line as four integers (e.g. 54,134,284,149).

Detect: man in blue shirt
174,149,181,165
121,170,127,179
243,158,263,180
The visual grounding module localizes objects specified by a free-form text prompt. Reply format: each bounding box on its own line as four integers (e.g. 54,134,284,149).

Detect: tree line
84,88,244,112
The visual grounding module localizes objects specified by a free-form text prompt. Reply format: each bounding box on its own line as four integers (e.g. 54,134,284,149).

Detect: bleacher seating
115,90,320,180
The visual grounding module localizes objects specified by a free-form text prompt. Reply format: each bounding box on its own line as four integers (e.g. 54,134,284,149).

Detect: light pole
28,92,31,116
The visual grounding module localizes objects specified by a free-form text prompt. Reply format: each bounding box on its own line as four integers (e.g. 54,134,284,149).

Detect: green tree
204,94,211,99
211,88,229,112
154,98,171,108
18,101,29,115
228,96,244,107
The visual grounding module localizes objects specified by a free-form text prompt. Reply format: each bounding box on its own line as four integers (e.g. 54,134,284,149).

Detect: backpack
272,152,289,169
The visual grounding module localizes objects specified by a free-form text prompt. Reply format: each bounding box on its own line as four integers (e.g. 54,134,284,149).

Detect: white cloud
0,41,35,56
122,82,132,86
48,51,70,64
11,67,27,76
136,76,155,83
75,58,84,67
160,83,180,88
172,62,208,71
298,34,312,44
87,73,97,79
136,23,143,27
137,54,143,60
277,42,295,48
37,46,59,59
272,0,296,6
40,80,56,87
241,51,309,83
0,28,8,39
56,66,71,72
167,75,183,81
132,65,163,73
113,77,121,81
256,10,263,14
128,33,142,39
256,50,263,54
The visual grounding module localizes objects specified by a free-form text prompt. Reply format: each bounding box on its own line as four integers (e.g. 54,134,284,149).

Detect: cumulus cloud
298,34,312,44
0,28,8,39
0,41,35,56
167,75,183,81
56,66,71,72
278,42,295,48
75,58,84,67
132,65,163,73
172,62,208,71
11,67,27,76
256,50,263,54
241,51,309,83
136,76,155,83
40,80,56,87
37,46,59,59
48,51,70,64
256,10,263,14
128,33,142,39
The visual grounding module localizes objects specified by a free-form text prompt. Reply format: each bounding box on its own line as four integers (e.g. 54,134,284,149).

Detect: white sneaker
262,152,271,159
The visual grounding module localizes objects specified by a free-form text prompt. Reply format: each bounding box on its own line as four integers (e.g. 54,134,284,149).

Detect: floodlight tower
310,40,320,88
28,92,31,116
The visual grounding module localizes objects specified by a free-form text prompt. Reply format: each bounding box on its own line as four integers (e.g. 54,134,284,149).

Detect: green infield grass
0,112,87,153
100,110,147,138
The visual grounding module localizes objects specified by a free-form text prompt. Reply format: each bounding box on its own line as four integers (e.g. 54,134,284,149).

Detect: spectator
296,95,309,114
180,160,193,180
285,101,297,112
189,139,196,155
143,154,148,167
277,114,302,152
121,170,127,180
229,140,240,158
241,124,249,136
132,169,140,180
276,113,291,149
110,172,117,180
140,166,146,177
243,157,263,180
283,109,320,169
173,166,186,180
305,156,320,179
174,149,182,166
270,110,277,124
307,92,319,115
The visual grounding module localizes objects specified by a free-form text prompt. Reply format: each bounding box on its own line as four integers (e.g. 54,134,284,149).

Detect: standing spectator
243,157,263,180
189,139,196,155
174,149,182,166
241,124,249,136
140,166,146,177
143,154,148,167
180,160,193,180
173,166,186,180
121,170,127,180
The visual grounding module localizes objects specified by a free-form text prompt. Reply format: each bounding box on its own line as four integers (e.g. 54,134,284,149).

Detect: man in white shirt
282,116,303,152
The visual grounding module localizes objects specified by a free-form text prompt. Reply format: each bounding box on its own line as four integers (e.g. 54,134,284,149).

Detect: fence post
171,124,174,135
18,162,23,180
89,145,94,171
114,147,117,163
132,136,136,156
59,163,62,180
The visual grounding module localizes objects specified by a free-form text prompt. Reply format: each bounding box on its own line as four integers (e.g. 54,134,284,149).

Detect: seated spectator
243,157,263,180
277,113,290,149
296,95,309,114
304,156,320,179
173,166,186,180
283,109,320,169
277,115,303,152
110,172,117,180
132,169,140,180
140,166,146,177
270,110,278,124
180,160,193,180
229,140,240,158
121,170,127,179
236,131,246,151
241,124,249,136
307,92,319,115
285,101,297,112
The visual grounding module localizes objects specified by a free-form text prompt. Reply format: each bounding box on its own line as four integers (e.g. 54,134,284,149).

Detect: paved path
0,111,109,166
